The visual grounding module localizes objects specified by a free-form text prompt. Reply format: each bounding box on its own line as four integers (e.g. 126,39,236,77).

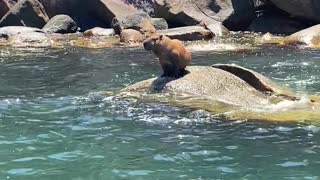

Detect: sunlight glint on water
0,47,320,179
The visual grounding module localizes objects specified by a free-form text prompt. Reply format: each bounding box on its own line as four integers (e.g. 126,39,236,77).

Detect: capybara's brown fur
143,34,191,78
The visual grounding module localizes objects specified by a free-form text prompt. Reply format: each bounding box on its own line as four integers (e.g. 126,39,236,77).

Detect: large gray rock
92,0,138,26
0,0,49,28
42,14,78,34
122,0,154,16
157,26,213,41
151,18,168,30
112,13,156,35
122,65,300,108
268,0,320,23
154,0,255,31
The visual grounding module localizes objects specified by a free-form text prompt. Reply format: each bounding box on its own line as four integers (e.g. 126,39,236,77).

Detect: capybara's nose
143,42,149,50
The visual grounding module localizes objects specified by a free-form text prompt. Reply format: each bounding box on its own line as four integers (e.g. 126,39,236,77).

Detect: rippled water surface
1,45,320,180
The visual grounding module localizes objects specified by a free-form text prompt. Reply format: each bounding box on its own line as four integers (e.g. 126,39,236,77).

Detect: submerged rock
157,26,213,41
42,14,78,34
123,65,298,107
8,32,51,47
0,0,49,28
121,65,319,121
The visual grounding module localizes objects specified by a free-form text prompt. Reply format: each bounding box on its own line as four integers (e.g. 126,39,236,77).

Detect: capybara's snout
143,40,153,51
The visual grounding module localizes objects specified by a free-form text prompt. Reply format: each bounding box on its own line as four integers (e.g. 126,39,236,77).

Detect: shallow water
0,45,320,179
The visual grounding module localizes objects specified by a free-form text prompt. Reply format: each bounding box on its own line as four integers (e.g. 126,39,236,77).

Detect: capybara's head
143,34,164,51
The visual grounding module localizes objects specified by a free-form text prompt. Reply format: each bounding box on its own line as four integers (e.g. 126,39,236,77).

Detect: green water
0,46,320,180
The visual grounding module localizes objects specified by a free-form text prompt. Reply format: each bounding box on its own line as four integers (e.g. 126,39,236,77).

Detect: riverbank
0,0,320,49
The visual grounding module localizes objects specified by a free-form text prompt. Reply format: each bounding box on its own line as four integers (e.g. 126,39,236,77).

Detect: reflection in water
0,46,320,179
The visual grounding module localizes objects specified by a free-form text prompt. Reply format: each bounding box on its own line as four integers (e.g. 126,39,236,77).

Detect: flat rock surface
122,66,280,107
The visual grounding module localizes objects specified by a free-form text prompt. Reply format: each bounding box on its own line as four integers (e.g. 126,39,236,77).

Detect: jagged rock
92,0,138,26
0,0,11,19
157,26,213,41
112,13,155,35
0,0,49,28
83,27,114,37
151,18,168,30
154,0,255,31
122,0,154,16
42,14,78,34
268,0,320,23
120,29,145,43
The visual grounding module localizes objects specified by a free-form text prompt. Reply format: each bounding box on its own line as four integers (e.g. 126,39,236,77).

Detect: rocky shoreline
0,0,319,48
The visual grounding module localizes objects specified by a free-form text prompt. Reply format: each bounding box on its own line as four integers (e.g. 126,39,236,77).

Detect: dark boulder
268,0,320,23
248,13,308,35
157,26,213,41
154,0,255,31
42,14,78,34
0,0,11,19
112,13,156,35
0,0,49,28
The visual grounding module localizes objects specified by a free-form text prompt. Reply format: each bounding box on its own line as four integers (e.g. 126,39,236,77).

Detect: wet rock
92,0,138,26
157,26,213,41
122,0,154,16
122,66,297,107
154,0,255,31
0,26,43,37
248,13,308,35
268,0,320,23
0,0,49,28
8,32,51,47
120,29,145,43
151,18,168,30
42,14,78,34
200,22,230,37
284,24,320,47
83,27,114,37
112,13,155,35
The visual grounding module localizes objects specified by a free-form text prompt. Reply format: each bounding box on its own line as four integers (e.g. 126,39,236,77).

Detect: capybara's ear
159,35,163,40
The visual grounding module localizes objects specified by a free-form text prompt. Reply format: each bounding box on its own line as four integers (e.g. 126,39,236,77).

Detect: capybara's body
143,35,191,78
